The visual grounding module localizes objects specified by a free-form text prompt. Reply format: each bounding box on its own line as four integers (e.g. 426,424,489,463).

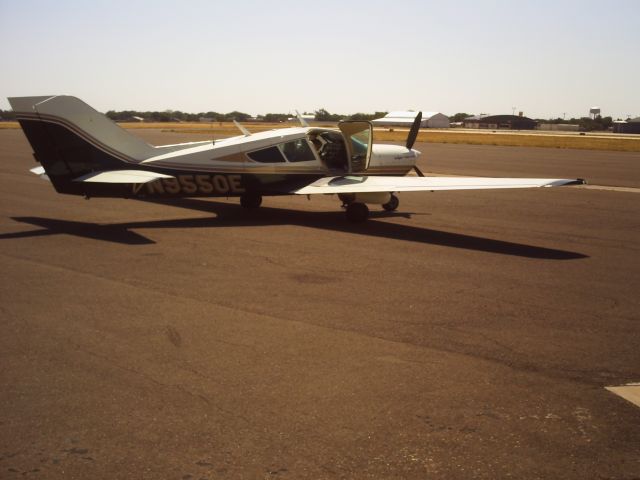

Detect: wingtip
547,178,587,187
566,178,587,186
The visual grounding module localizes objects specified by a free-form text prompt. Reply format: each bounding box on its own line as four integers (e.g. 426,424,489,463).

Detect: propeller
406,112,424,176
406,111,422,150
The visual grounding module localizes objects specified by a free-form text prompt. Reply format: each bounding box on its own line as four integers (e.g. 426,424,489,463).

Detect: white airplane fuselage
138,127,420,177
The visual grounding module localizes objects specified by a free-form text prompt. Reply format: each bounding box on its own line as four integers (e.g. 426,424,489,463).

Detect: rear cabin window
280,139,315,162
247,146,286,163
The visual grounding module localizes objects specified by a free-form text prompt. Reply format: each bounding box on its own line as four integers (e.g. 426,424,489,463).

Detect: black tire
345,202,369,223
240,193,262,209
338,193,355,206
382,194,399,211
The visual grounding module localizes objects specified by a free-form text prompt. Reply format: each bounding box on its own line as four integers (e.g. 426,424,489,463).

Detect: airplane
8,95,585,223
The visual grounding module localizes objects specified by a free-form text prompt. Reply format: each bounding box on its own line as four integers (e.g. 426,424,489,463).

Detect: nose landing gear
345,202,369,223
342,192,399,223
382,193,399,211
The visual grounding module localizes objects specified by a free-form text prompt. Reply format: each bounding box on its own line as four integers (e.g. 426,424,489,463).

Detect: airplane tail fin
8,95,192,194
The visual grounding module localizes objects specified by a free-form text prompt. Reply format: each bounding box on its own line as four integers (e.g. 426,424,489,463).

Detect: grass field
377,130,640,152
2,121,639,152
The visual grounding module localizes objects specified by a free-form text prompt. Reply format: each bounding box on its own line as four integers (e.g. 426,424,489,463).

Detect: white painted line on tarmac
414,173,640,193
606,383,640,408
578,185,640,193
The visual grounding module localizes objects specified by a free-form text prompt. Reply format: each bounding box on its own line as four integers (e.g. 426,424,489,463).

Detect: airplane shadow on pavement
2,198,588,260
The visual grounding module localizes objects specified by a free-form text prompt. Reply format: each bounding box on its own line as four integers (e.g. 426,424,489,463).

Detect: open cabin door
339,121,373,173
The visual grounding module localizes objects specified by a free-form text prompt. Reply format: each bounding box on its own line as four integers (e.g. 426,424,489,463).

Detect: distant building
287,114,315,124
538,123,580,132
372,111,450,128
613,117,640,134
463,114,537,130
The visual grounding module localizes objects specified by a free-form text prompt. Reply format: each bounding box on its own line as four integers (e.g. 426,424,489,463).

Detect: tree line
0,107,627,131
102,108,390,123
448,112,617,131
104,110,254,122
540,115,614,132
0,109,16,120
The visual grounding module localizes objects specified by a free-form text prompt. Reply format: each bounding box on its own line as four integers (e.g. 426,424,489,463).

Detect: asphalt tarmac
1,129,639,479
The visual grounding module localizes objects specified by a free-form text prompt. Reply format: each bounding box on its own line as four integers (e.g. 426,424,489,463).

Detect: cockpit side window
247,146,286,163
280,139,315,163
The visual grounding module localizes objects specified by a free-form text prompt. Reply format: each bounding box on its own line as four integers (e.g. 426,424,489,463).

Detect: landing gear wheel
382,194,399,211
338,193,355,207
240,193,262,209
346,202,369,223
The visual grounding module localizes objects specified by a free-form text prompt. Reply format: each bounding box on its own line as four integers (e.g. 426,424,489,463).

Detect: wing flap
294,175,585,194
73,170,174,184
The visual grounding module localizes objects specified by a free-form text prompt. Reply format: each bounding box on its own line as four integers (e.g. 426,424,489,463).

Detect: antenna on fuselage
233,119,251,136
295,110,309,128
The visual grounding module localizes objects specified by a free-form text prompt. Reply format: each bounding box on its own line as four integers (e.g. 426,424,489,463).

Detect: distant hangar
613,117,640,134
372,111,450,128
464,114,537,130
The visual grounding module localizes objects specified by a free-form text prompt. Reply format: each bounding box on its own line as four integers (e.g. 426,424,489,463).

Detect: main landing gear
238,192,399,223
342,193,400,223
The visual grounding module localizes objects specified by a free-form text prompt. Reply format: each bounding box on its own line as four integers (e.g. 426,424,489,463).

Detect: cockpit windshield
349,130,370,157
339,121,372,173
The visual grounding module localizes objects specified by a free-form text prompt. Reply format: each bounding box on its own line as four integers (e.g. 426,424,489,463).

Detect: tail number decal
145,174,244,195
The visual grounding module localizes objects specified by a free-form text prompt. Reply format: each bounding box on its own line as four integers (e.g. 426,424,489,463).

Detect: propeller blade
413,165,425,177
406,111,422,150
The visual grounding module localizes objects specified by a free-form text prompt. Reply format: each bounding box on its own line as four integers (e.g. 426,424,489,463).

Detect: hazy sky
1,0,638,119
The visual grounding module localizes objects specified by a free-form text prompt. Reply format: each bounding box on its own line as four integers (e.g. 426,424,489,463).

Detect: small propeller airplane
9,95,585,222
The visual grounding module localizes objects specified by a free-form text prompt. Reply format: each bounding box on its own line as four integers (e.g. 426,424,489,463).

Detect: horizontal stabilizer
73,170,174,184
294,176,585,195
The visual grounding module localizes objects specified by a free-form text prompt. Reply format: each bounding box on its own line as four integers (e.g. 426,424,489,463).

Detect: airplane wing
72,170,174,183
294,175,585,194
